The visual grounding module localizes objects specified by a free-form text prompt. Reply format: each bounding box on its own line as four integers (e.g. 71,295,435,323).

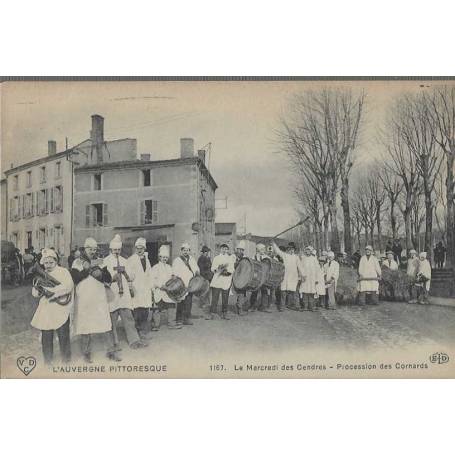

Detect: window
25,193,33,217
55,161,61,179
54,186,63,212
11,232,19,247
39,228,46,250
40,166,46,183
39,189,48,215
142,169,151,186
141,199,158,225
94,174,102,190
13,175,19,190
26,231,32,249
26,171,32,187
86,203,108,227
13,196,20,220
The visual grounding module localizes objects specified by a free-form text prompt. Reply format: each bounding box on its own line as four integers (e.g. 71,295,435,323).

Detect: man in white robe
172,242,200,325
31,248,74,364
207,243,235,320
415,252,431,304
358,245,382,305
71,237,119,363
150,244,181,329
316,256,327,309
272,241,302,311
104,235,147,350
324,251,340,310
299,246,319,311
127,237,153,339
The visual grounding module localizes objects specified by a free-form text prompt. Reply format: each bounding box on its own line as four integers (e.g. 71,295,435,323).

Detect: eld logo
17,356,37,376
429,352,449,365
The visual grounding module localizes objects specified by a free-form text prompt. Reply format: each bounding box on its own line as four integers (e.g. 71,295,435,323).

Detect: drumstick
272,217,310,240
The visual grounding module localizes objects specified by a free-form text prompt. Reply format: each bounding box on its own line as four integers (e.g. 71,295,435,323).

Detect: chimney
197,149,206,164
90,114,104,163
180,138,194,158
140,153,151,161
48,140,57,156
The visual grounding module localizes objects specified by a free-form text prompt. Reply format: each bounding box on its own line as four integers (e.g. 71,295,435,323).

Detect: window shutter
18,197,22,220
140,200,146,224
103,203,108,226
50,187,54,212
59,187,63,211
153,200,158,223
85,205,91,227
9,199,13,221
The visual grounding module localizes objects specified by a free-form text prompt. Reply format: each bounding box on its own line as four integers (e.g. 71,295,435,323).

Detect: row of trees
278,86,455,266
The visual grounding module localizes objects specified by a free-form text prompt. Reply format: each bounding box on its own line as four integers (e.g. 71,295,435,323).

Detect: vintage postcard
1,77,454,378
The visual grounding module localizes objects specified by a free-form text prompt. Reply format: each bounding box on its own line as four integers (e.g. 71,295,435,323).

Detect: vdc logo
429,352,449,365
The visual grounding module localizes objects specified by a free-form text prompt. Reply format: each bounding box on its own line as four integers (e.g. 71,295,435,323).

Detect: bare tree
367,167,387,252
352,177,376,249
424,86,455,266
398,93,443,253
278,88,365,254
378,161,403,241
383,98,421,253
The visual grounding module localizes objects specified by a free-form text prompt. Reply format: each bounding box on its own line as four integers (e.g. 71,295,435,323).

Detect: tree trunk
446,152,455,267
340,177,353,255
390,202,397,240
424,192,433,257
329,205,341,253
404,208,413,253
369,225,375,250
376,211,382,253
323,214,329,250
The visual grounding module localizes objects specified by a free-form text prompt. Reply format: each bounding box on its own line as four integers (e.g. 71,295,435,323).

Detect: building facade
1,178,7,241
73,147,217,263
3,115,137,260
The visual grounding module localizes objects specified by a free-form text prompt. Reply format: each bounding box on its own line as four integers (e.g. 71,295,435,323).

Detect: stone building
73,138,217,263
3,115,136,259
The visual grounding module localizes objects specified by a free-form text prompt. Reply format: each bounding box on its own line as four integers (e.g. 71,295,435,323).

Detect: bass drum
261,258,285,288
164,276,187,302
232,257,264,292
188,275,210,297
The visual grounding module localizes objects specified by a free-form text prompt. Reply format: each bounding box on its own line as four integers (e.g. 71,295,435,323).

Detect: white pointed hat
159,245,170,257
109,234,122,249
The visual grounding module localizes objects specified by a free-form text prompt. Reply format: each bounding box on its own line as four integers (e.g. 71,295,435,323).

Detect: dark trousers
250,286,270,310
283,290,296,308
133,307,150,333
41,317,71,364
210,287,230,314
176,294,193,323
436,259,444,268
275,288,281,308
358,292,379,305
301,293,315,310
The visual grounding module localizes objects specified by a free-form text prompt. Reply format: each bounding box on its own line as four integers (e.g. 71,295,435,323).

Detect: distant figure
382,251,399,271
433,241,446,269
385,240,393,255
351,250,361,269
392,239,403,265
415,252,431,304
23,248,35,276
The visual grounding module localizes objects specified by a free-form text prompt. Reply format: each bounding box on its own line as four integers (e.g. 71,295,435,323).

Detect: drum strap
180,256,194,276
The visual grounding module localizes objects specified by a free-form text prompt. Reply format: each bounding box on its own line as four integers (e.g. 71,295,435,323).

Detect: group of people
29,235,343,364
29,233,435,365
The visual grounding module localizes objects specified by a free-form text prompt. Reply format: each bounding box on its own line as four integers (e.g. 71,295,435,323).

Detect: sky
2,80,452,236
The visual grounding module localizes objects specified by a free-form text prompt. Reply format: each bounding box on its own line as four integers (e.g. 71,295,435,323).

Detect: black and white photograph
1,78,455,378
